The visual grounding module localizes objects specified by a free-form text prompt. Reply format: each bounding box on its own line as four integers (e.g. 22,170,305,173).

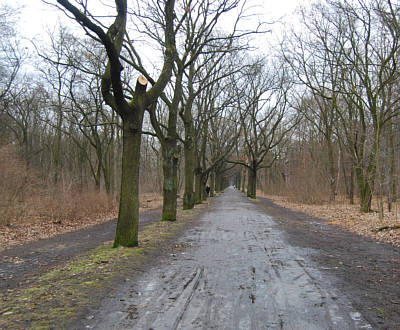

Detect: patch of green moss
371,307,385,315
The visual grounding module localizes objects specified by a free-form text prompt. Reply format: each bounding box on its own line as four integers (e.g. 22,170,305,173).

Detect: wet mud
257,197,400,329
83,188,376,329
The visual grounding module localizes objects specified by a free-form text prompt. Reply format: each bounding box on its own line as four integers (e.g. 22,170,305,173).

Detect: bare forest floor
261,192,400,248
0,192,162,251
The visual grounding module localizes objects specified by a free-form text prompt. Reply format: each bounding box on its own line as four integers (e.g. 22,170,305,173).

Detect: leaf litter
265,195,400,248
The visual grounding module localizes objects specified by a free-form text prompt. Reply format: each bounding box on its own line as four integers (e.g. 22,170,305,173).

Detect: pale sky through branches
13,0,304,47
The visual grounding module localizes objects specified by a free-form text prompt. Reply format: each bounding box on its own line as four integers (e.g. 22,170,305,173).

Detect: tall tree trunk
161,138,178,221
327,140,336,201
95,160,101,191
151,66,183,221
194,167,202,204
376,136,384,219
247,167,257,199
113,112,144,247
53,108,63,186
236,172,241,191
349,164,355,205
356,166,373,213
387,118,396,212
183,127,195,209
103,156,111,195
341,153,351,204
181,70,196,209
210,170,215,197
201,173,207,202
241,167,246,193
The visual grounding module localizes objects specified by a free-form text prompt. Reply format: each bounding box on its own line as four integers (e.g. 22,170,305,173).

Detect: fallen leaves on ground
0,210,118,252
264,194,400,248
0,193,163,252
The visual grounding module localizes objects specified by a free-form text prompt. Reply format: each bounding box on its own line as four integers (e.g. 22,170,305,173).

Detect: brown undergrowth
261,192,400,248
0,144,163,251
0,192,162,251
0,202,208,329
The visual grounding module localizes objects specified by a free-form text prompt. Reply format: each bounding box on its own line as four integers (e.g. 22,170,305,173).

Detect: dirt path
80,187,398,329
0,207,162,291
258,197,400,329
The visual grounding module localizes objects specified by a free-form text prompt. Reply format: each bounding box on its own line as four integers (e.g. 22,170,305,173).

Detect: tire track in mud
84,188,372,329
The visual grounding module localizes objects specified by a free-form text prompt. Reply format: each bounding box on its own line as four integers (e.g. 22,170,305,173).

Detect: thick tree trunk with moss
113,114,143,247
162,139,178,221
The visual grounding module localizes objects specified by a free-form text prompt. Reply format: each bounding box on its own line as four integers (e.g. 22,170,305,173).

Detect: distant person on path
206,185,210,197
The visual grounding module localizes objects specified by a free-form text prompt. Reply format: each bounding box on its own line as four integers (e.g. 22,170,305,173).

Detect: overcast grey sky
14,0,303,41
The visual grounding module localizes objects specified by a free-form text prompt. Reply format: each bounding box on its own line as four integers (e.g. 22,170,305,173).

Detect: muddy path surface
0,207,162,291
81,188,396,330
257,197,400,329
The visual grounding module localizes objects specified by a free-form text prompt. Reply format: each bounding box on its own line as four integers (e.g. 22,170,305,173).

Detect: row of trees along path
3,1,400,247
50,0,271,247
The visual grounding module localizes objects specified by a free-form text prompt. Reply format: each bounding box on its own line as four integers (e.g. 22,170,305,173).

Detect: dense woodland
1,0,400,246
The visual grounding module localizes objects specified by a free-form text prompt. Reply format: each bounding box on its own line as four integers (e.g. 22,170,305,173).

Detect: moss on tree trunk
113,118,143,247
162,139,178,221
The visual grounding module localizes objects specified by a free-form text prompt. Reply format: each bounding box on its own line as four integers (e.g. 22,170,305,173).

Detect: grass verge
0,204,207,329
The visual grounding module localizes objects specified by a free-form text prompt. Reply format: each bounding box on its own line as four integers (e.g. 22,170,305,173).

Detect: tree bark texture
247,167,257,199
161,139,178,221
356,166,373,213
194,167,202,204
183,123,195,209
241,167,246,193
210,170,215,197
113,115,143,247
387,118,396,212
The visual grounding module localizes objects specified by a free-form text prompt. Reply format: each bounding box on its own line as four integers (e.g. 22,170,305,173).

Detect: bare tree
229,60,295,199
49,0,177,247
0,3,23,105
283,0,400,213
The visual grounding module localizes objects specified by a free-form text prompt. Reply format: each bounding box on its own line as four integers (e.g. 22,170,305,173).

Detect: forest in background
1,0,400,247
